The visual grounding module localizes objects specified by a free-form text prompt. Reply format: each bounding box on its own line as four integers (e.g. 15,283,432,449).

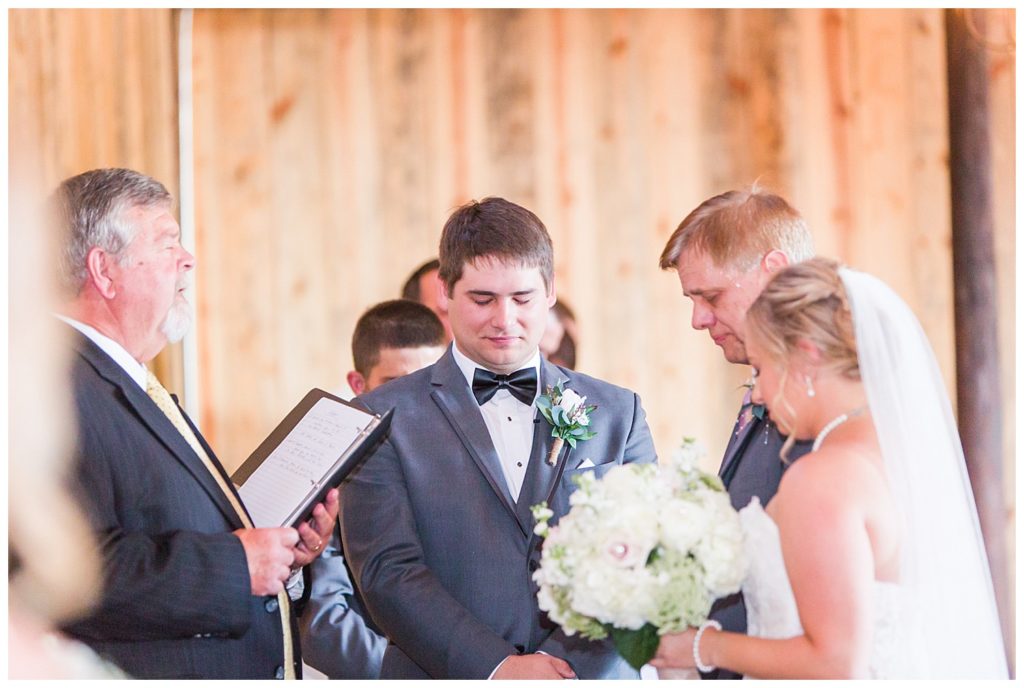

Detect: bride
650,258,1006,679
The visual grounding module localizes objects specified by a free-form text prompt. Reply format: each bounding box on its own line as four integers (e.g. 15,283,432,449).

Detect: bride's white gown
739,497,919,679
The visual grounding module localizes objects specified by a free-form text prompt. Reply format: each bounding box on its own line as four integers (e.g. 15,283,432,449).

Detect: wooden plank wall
190,8,995,468
983,9,1017,643
8,8,183,388
8,4,1017,662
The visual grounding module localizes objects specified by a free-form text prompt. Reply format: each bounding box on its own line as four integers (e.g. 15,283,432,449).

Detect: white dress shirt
451,344,539,503
452,344,542,678
58,315,148,389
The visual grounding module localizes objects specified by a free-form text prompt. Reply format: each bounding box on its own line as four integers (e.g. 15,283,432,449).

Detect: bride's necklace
813,405,868,452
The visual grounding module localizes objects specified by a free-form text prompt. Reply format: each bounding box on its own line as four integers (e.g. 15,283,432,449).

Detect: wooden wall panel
982,7,1017,652
9,8,182,388
8,4,1016,659
190,8,1013,476
11,7,1012,500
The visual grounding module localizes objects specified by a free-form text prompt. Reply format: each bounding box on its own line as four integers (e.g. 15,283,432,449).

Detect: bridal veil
840,267,1007,678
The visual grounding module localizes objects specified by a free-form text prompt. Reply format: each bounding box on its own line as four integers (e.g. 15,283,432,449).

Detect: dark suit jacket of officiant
61,334,298,679
704,409,812,680
340,349,657,679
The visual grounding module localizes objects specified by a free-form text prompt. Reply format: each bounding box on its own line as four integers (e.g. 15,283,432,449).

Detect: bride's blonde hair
745,257,860,458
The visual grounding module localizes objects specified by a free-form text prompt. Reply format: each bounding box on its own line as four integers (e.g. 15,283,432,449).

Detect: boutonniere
739,379,766,422
536,380,598,465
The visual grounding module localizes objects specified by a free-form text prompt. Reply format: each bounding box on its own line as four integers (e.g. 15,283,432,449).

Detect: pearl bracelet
693,619,722,673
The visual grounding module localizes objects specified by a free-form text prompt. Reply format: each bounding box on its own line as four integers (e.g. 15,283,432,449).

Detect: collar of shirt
451,342,541,403
57,315,148,390
451,342,540,502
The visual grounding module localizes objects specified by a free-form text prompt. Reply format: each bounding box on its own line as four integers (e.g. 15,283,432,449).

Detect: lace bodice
739,497,911,678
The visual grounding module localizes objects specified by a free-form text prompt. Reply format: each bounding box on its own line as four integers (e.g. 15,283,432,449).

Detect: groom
340,197,657,679
659,187,815,679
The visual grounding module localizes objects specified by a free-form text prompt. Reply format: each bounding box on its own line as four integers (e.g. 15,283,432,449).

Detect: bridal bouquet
531,439,746,669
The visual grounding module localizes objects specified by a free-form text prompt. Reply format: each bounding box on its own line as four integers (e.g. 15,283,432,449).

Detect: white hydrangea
532,437,747,650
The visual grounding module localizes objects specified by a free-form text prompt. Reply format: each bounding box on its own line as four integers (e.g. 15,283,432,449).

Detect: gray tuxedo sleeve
614,391,657,468
299,531,386,679
340,437,518,679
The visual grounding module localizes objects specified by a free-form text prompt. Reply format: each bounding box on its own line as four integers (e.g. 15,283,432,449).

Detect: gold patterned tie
146,371,295,679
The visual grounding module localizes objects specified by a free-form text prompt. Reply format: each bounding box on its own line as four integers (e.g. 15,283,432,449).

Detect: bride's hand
650,628,698,669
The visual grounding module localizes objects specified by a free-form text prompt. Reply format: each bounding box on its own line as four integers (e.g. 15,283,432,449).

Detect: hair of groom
658,185,813,273
351,299,446,376
437,197,554,296
55,168,173,295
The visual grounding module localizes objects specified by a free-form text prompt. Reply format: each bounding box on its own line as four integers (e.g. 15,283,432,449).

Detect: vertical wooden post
944,8,1011,669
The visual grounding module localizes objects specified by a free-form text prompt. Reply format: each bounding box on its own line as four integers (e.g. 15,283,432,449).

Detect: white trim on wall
177,8,201,423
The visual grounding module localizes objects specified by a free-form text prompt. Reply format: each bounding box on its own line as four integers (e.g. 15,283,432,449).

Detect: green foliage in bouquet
531,438,747,670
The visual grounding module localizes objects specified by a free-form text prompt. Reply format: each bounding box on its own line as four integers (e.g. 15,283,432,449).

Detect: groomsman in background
540,300,578,370
401,258,453,342
658,187,815,679
55,168,338,679
345,300,447,396
300,299,446,678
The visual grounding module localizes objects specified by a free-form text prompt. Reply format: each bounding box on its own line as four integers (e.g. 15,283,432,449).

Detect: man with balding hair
659,187,815,679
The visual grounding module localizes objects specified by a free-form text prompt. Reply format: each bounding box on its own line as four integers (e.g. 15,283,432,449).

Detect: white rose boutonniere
536,380,597,465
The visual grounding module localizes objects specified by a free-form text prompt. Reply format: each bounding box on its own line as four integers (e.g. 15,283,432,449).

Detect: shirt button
516,461,523,467
274,666,285,679
507,416,512,421
265,597,279,613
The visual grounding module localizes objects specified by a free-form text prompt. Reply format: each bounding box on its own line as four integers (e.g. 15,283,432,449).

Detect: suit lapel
514,360,572,535
428,352,524,534
75,335,245,529
718,405,759,485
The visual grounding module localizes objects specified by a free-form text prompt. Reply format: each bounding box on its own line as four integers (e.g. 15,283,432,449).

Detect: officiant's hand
234,527,299,596
493,653,576,679
291,488,340,567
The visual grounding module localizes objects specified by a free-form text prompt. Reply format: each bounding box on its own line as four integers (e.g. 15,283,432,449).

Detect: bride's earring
805,375,815,397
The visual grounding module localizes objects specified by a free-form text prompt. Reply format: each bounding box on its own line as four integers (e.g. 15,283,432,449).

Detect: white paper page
239,398,373,527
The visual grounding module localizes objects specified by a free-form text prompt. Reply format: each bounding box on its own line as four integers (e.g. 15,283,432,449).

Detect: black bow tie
472,367,538,406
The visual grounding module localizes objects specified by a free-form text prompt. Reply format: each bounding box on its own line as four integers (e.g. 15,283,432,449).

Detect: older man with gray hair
659,187,815,680
55,167,338,679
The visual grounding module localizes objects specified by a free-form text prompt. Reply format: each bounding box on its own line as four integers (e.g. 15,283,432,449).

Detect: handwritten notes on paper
238,398,375,528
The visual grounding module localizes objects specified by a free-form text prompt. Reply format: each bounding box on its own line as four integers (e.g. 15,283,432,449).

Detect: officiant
54,167,339,679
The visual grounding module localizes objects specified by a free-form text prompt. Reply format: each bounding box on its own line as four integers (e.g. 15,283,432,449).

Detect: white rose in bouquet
695,491,747,597
531,437,747,670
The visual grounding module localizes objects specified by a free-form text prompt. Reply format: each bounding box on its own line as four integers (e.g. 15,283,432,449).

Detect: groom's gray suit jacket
340,349,657,679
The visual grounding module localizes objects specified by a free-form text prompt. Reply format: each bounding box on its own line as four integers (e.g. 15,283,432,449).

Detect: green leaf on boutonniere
537,381,598,463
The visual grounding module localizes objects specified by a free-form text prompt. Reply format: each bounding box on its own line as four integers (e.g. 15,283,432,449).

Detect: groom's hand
493,653,576,679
